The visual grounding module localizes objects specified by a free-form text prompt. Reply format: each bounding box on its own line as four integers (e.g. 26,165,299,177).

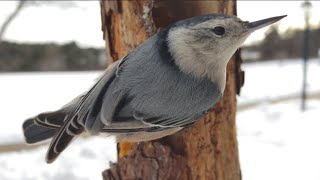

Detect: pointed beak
244,15,287,34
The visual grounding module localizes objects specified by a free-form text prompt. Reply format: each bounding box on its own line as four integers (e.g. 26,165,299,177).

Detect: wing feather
101,34,222,128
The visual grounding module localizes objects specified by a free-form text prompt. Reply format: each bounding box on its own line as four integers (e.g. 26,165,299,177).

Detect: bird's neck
175,55,227,93
166,31,228,92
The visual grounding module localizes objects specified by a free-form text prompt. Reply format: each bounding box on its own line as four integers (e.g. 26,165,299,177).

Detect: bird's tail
45,115,83,163
22,95,85,163
22,96,80,144
23,117,58,144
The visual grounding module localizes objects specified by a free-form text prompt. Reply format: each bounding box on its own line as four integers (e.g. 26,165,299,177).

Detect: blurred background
0,1,319,180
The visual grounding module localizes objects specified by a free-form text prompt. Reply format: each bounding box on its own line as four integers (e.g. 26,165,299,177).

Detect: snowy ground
0,71,100,144
238,58,320,105
0,71,118,180
0,137,117,180
238,100,320,180
0,59,320,180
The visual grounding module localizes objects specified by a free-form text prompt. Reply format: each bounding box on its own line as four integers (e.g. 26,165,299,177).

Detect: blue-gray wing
97,34,222,129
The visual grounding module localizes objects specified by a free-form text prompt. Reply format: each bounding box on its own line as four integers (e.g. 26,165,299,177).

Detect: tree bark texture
101,1,242,179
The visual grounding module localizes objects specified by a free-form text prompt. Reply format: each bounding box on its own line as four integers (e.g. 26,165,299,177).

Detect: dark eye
212,26,225,36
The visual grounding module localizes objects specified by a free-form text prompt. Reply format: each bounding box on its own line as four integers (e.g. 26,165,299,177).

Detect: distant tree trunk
100,1,243,179
0,1,26,42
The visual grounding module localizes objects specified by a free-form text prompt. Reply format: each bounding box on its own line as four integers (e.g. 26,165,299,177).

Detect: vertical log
101,1,241,179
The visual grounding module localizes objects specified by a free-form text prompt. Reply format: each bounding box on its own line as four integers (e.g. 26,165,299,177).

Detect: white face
190,17,250,57
167,16,251,91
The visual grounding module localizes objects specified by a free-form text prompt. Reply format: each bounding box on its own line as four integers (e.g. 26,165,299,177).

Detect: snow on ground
237,58,320,180
0,137,117,180
238,58,320,104
0,71,117,180
0,59,319,179
237,100,320,180
0,71,100,144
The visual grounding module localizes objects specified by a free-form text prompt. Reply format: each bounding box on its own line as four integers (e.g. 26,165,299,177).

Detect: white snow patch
237,100,320,180
238,58,320,105
0,71,100,144
237,58,320,180
0,137,117,180
0,71,118,180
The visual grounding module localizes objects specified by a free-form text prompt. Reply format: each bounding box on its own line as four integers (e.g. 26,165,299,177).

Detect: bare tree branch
30,1,77,9
0,1,78,43
0,1,27,42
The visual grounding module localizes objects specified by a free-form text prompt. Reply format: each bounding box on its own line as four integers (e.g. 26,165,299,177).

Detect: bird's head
166,14,286,87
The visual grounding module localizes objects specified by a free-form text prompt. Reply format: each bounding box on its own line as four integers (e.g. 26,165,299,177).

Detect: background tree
0,1,26,42
0,1,76,43
243,25,320,60
100,1,243,179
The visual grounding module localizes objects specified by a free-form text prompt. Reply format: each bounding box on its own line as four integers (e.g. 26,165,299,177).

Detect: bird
22,14,286,163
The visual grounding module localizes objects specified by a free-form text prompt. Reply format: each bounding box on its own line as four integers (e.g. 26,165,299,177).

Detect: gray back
108,32,222,127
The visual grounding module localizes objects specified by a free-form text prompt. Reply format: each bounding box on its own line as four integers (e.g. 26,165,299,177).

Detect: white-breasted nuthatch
22,14,286,163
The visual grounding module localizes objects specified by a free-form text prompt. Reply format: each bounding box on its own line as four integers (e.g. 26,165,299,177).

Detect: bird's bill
244,15,287,34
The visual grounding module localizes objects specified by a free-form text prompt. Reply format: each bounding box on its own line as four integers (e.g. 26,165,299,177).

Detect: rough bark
101,1,242,179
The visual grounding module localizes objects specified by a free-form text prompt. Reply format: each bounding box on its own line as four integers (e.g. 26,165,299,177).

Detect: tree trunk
100,1,243,179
